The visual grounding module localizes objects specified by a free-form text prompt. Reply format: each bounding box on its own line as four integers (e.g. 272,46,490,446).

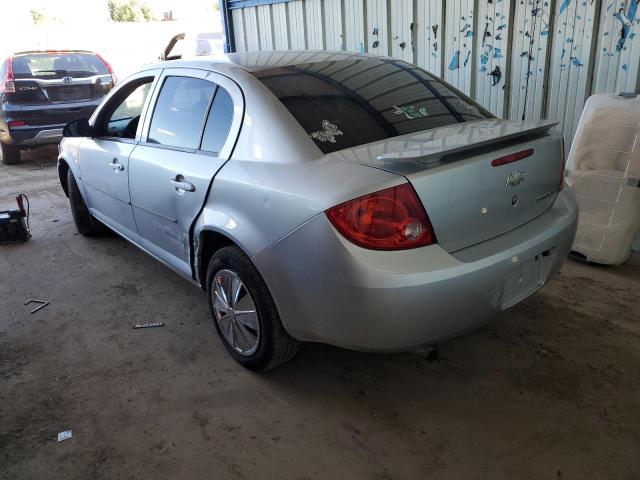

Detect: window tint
148,76,215,149
200,87,234,154
12,53,110,79
253,58,490,154
104,79,153,139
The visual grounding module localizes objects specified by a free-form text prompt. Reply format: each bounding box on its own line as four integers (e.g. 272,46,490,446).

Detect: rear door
80,71,160,239
128,68,242,275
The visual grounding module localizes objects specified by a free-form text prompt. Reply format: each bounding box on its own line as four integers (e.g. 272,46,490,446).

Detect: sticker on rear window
392,105,429,120
310,120,343,143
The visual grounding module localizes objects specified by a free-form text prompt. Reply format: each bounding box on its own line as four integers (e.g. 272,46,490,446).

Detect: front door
128,69,242,275
80,72,159,239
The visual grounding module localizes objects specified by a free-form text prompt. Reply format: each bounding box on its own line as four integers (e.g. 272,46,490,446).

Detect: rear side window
200,87,234,155
11,53,110,79
253,58,491,154
148,76,216,149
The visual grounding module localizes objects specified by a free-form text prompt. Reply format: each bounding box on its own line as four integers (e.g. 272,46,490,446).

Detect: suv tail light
0,57,15,94
8,120,27,128
95,53,117,85
326,183,436,250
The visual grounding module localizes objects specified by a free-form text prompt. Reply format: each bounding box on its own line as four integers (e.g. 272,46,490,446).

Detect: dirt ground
1,146,639,480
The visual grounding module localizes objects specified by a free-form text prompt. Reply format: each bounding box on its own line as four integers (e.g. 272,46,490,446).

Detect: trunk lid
329,119,564,252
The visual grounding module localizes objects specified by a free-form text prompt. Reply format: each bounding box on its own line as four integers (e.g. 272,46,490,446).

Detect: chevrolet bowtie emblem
506,170,525,187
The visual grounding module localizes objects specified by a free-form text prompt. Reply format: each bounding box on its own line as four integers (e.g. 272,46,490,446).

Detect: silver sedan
58,51,578,370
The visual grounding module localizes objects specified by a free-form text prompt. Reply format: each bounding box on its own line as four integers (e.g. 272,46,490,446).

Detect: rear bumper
1,99,100,147
7,125,65,146
252,188,579,352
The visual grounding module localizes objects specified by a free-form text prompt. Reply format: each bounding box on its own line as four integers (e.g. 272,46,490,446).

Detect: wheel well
58,159,70,197
197,230,234,289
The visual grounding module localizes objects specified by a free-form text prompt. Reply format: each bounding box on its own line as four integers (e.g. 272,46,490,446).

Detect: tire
1,142,21,165
67,169,106,236
206,246,300,371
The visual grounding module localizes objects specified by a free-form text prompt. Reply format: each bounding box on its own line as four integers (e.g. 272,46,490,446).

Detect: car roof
150,50,383,73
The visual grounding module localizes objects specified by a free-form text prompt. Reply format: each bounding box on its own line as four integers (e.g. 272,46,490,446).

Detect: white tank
566,92,640,266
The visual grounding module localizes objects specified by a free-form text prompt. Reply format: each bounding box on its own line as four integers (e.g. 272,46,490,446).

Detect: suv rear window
252,58,491,154
11,52,109,79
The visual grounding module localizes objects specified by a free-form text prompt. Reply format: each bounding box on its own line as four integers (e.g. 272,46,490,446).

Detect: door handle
170,175,195,193
110,157,124,171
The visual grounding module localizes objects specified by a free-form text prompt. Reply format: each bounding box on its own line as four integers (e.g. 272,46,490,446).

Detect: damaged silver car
58,51,578,370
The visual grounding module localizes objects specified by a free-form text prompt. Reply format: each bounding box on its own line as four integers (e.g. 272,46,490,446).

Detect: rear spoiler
376,119,558,164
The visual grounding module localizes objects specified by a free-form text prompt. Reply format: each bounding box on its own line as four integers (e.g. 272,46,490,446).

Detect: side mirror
63,118,93,138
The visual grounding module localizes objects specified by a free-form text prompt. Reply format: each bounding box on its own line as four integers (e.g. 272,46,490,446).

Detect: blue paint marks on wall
488,66,502,86
615,1,639,52
559,0,571,15
449,50,460,70
463,50,471,67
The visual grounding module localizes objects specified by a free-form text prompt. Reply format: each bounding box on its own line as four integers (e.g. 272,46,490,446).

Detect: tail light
8,120,27,128
326,183,436,250
0,56,15,94
559,141,566,191
491,149,534,167
95,53,117,85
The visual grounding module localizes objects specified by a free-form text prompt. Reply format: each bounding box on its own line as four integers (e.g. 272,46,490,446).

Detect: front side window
102,79,153,139
253,58,491,154
148,76,216,149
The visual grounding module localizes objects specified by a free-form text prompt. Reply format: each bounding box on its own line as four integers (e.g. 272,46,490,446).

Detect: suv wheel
67,169,106,236
1,142,21,165
206,246,300,371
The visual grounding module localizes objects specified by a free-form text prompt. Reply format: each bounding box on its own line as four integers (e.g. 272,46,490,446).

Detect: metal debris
24,299,49,314
132,322,165,329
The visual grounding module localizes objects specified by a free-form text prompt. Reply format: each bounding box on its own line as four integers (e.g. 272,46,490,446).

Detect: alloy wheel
212,269,260,356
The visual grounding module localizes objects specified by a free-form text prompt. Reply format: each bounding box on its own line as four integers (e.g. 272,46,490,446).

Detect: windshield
12,52,109,79
253,58,491,154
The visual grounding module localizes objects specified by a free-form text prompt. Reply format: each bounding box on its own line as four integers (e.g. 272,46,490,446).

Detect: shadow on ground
1,145,639,480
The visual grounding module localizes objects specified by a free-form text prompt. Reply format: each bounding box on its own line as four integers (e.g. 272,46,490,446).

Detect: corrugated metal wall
228,0,640,147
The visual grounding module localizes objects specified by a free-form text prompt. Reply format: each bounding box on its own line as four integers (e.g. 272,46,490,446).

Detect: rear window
252,58,491,154
11,52,109,79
